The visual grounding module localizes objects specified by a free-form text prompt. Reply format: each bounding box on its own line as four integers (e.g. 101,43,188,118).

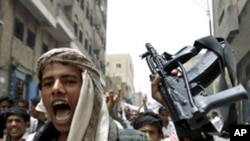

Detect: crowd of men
0,95,47,141
0,47,224,141
0,93,180,141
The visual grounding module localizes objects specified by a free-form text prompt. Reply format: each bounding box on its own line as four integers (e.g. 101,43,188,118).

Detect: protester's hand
105,89,121,116
151,74,165,105
170,69,182,77
151,69,182,105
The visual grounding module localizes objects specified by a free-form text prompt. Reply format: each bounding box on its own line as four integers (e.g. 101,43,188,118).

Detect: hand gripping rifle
140,36,249,135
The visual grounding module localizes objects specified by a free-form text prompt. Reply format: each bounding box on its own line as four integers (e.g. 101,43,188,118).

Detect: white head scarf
36,48,110,141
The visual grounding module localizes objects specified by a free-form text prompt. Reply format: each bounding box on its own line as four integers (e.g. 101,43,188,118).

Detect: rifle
140,36,249,135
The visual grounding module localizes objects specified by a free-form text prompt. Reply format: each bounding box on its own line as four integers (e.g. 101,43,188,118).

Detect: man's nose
3,107,8,112
10,120,17,126
52,79,65,95
145,132,150,138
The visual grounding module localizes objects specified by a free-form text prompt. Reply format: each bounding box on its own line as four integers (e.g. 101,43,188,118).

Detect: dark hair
0,95,14,106
17,98,29,107
131,111,163,135
158,106,169,114
130,109,139,114
0,111,5,138
30,96,41,107
5,107,30,122
211,111,218,116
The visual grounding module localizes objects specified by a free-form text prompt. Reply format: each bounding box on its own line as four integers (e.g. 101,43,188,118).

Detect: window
246,63,250,78
14,18,24,41
84,39,88,50
90,14,93,26
80,0,85,10
218,10,224,26
116,64,121,68
74,15,79,38
79,30,83,43
16,78,24,100
73,22,78,36
42,43,48,54
79,24,83,43
26,29,36,48
86,8,90,20
88,45,92,55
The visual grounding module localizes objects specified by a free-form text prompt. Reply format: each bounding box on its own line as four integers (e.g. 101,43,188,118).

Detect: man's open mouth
10,128,18,134
53,101,71,122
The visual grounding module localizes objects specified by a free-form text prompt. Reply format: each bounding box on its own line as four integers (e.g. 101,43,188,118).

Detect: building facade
212,0,250,123
106,54,136,103
0,0,107,101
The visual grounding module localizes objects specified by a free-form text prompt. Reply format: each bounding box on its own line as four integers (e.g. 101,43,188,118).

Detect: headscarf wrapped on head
36,47,110,141
37,48,100,89
5,107,30,122
131,111,163,135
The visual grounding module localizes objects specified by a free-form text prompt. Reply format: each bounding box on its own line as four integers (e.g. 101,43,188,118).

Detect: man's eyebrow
61,74,79,79
42,74,78,80
42,76,53,81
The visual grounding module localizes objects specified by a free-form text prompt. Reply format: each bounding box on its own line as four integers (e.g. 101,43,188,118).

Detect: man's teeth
53,101,67,106
56,111,71,121
11,128,18,132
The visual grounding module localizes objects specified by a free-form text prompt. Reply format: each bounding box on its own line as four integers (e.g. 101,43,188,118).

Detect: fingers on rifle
151,74,165,105
177,71,182,77
171,68,182,77
151,74,161,90
171,69,178,75
151,75,159,95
